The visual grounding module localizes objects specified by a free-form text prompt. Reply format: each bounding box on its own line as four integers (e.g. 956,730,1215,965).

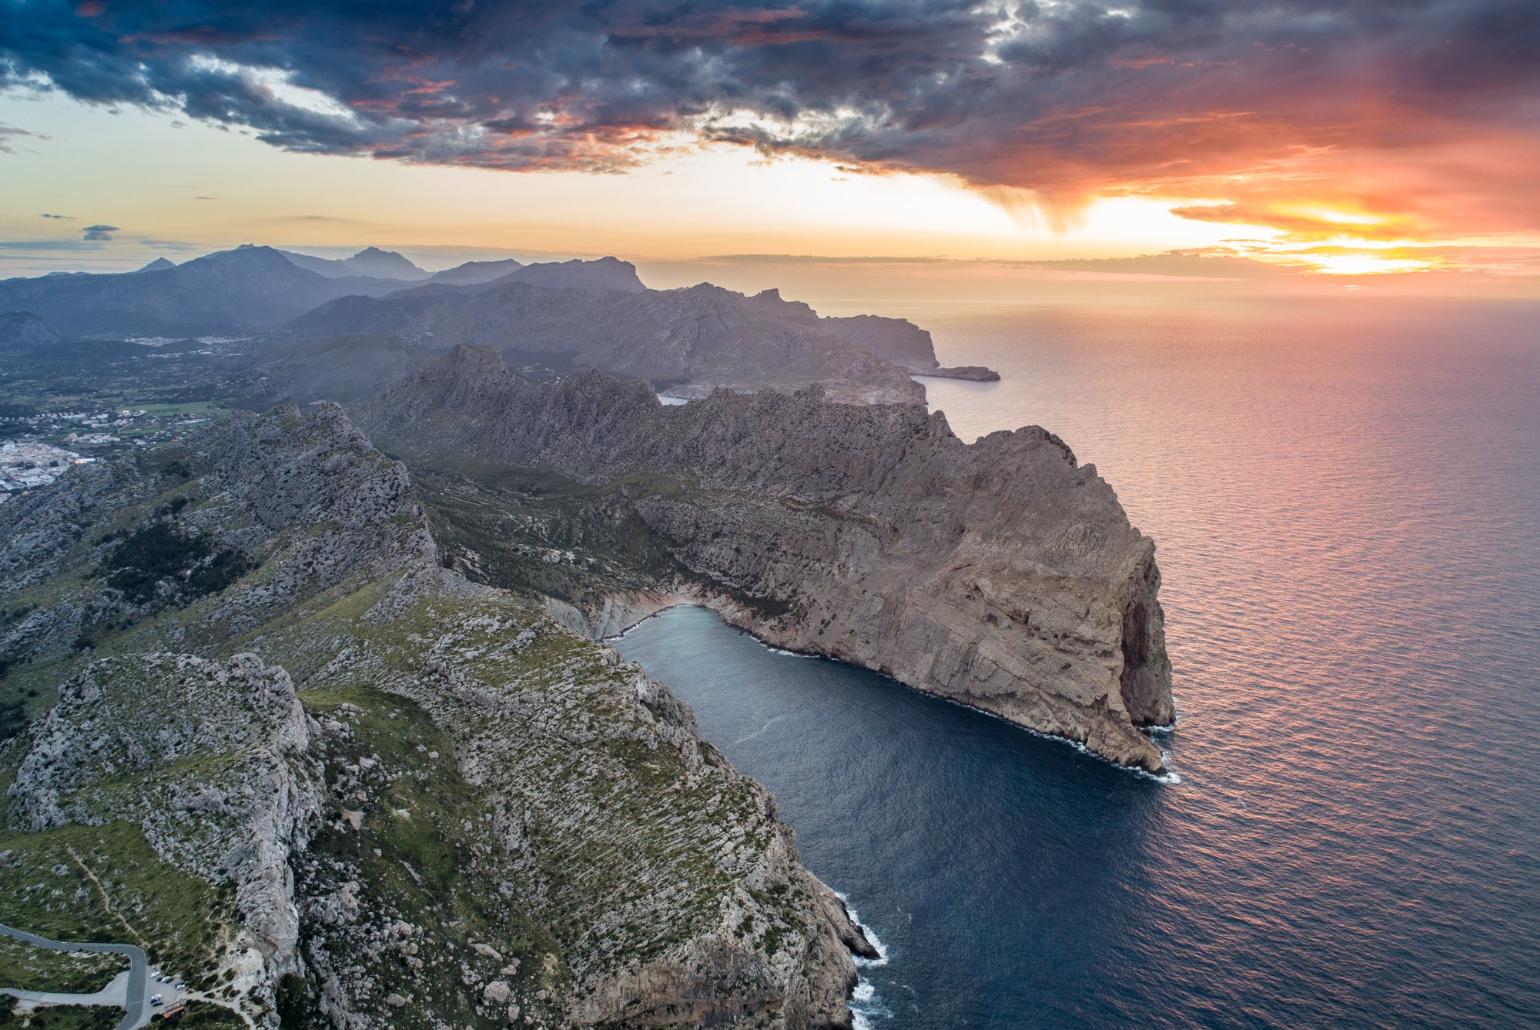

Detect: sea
615,296,1540,1028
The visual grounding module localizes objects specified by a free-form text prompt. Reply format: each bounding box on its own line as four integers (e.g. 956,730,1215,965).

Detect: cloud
2,1,1538,255
0,121,47,153
702,253,951,266
0,238,108,251
81,223,119,240
40,212,73,219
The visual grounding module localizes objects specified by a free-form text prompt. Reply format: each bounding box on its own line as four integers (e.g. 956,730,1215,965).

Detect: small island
914,365,1001,382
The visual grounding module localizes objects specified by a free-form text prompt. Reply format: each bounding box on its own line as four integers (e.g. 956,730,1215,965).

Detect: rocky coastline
360,349,1176,774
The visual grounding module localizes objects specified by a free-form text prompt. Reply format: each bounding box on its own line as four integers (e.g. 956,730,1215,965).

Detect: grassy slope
0,935,127,994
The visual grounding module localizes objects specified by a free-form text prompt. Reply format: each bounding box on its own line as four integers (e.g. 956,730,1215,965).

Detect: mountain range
0,246,964,404
0,247,529,337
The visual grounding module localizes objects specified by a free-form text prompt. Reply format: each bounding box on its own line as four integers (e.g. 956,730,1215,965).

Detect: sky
2,1,1539,298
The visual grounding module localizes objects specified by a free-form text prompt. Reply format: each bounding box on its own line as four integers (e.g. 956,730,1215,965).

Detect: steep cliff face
1,402,871,1027
361,351,1176,773
9,653,323,981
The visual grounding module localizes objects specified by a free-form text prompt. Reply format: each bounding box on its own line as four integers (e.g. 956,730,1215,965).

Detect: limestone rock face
365,352,1176,773
9,653,323,974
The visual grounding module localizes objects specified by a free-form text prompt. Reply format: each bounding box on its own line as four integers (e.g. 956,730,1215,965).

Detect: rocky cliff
0,402,872,1026
360,349,1176,774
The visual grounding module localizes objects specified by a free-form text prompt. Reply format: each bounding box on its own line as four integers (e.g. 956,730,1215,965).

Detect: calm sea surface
615,298,1540,1028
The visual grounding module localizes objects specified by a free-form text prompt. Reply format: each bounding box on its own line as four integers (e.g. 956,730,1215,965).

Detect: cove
614,605,1174,1029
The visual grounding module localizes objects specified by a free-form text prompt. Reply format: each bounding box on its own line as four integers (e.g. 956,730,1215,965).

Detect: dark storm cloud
82,223,119,240
2,1,1538,231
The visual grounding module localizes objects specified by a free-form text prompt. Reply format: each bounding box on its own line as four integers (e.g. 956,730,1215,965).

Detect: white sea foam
834,890,891,967
732,714,788,745
614,604,1177,782
600,603,684,641
765,643,818,659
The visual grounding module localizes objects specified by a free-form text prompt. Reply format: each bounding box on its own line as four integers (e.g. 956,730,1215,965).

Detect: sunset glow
1,1,1537,293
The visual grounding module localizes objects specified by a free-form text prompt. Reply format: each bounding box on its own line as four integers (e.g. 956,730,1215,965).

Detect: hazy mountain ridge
0,244,978,404
0,245,409,336
293,270,935,404
426,257,525,285
280,246,429,282
0,402,873,1027
0,310,61,351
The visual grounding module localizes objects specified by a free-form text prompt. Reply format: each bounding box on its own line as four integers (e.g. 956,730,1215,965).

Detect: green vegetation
411,463,689,607
0,1003,121,1029
294,677,569,1026
101,523,253,605
0,935,128,994
0,824,227,977
0,699,25,743
133,402,231,417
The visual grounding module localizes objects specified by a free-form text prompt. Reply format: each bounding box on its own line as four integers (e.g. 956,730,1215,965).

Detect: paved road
0,921,147,1029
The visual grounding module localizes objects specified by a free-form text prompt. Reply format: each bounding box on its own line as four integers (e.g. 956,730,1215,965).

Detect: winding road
0,921,150,1029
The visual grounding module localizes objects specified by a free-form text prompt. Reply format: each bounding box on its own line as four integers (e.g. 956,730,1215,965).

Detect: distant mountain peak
137,257,177,273
342,246,427,280
492,256,645,293
427,258,525,286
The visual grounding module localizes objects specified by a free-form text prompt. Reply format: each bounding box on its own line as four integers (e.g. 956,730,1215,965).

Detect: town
0,406,224,501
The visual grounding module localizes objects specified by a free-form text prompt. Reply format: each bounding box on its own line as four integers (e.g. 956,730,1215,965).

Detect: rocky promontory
916,365,1002,382
362,349,1176,774
291,270,932,405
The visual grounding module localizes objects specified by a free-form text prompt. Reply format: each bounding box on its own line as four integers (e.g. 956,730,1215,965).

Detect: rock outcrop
361,350,1176,773
918,365,1002,382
